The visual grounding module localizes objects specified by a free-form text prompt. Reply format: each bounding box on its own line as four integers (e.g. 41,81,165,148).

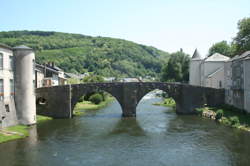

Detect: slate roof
204,53,230,62
192,49,202,60
13,45,32,50
0,43,12,50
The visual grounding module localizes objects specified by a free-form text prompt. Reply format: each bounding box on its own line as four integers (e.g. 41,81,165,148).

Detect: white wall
205,67,224,89
0,47,14,104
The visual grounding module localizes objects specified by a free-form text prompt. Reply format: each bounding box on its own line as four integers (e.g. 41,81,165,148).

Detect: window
9,56,14,71
0,53,3,70
5,104,9,112
10,79,14,96
0,79,3,100
219,81,222,88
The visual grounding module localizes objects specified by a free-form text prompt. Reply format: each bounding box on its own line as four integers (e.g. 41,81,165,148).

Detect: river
0,93,250,166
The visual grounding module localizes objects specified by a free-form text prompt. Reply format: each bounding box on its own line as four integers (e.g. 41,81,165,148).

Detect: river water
0,93,250,166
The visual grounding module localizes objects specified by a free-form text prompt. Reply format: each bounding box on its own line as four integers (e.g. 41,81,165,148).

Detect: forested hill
0,31,170,78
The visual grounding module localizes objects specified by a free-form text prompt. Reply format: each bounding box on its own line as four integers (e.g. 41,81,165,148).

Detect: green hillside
0,31,170,78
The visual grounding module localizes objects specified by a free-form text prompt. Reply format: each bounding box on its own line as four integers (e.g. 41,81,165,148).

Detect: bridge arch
71,89,123,115
71,83,124,116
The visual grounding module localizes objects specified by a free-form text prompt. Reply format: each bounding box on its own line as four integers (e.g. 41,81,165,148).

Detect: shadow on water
108,117,145,136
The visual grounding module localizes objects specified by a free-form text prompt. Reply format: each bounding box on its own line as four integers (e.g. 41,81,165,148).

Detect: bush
229,116,240,127
84,92,96,101
215,109,224,120
78,96,84,102
195,108,204,115
89,94,103,104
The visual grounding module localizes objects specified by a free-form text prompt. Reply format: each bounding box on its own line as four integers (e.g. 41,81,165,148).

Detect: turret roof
192,49,202,59
13,45,32,50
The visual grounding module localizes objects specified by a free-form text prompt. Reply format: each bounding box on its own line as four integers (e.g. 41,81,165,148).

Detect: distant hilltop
0,30,170,78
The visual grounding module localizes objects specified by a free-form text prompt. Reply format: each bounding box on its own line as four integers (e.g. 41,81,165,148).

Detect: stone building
189,49,230,89
224,51,250,113
0,44,36,128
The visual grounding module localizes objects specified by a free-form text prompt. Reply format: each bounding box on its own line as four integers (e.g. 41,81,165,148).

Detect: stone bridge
36,82,225,118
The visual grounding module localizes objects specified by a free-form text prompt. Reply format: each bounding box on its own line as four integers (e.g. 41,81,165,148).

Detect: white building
0,44,17,127
189,49,230,89
0,44,36,128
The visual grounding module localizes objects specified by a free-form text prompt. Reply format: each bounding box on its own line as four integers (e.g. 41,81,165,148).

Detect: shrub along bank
153,97,176,109
154,97,250,132
196,105,250,132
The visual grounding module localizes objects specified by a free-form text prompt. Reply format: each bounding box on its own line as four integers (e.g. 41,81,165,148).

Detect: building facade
0,44,36,128
189,49,230,89
224,51,250,113
190,49,250,113
35,62,68,88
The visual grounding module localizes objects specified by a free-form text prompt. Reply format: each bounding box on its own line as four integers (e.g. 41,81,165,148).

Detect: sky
1,0,250,56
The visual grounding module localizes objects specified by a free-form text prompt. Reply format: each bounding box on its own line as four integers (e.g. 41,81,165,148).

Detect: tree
208,41,232,57
161,51,190,82
233,17,250,55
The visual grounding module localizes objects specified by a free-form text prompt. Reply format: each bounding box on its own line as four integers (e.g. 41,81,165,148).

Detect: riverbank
153,97,176,108
0,115,52,144
196,106,250,132
154,97,250,132
74,97,114,116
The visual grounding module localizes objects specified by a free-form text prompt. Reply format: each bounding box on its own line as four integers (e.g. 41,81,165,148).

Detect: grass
37,115,52,123
0,125,29,144
73,97,114,116
0,115,53,144
196,105,250,132
153,97,176,108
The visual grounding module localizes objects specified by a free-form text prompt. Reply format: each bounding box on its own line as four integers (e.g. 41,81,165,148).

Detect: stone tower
189,49,202,86
13,46,36,125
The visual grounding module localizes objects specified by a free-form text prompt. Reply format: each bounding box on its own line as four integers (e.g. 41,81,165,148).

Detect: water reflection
0,95,250,166
109,117,145,136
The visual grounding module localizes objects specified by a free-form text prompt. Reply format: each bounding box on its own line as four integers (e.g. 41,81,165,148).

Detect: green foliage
215,109,224,120
233,17,250,55
89,93,103,104
78,96,85,102
82,75,104,83
161,51,190,82
163,98,176,107
0,30,170,78
195,108,205,115
229,116,240,127
208,41,233,57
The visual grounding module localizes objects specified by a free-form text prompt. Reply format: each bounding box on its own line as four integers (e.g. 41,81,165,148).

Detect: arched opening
72,90,123,117
36,97,47,105
136,89,176,115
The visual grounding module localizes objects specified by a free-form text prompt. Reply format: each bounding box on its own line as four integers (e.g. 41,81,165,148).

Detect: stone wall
36,85,72,118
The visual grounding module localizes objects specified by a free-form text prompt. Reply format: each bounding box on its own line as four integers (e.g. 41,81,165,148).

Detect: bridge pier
122,106,136,117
